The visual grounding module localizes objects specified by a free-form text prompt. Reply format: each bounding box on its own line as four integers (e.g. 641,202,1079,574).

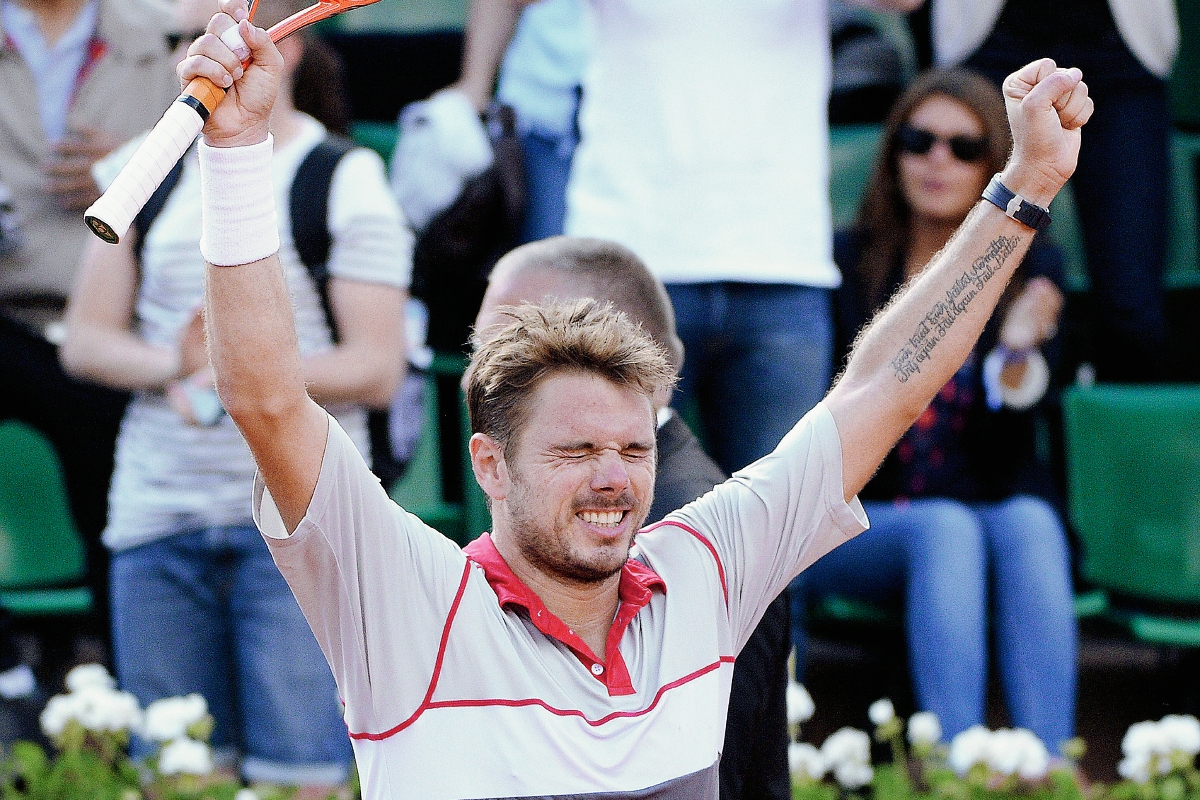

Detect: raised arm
179,0,326,532
448,0,527,112
825,59,1092,499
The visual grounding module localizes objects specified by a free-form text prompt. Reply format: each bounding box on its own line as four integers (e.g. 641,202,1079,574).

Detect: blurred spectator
791,69,1077,751
829,0,909,124
447,0,922,478
494,0,588,243
0,0,179,635
933,0,1177,382
471,236,792,800
59,0,410,789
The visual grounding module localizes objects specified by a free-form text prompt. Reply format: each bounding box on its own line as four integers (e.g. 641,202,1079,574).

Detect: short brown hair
467,298,676,455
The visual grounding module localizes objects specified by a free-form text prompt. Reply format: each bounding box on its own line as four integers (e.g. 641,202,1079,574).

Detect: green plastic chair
0,422,94,616
350,120,400,164
1063,385,1200,645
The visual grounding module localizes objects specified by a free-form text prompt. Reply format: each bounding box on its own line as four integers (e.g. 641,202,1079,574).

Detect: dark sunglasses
165,29,209,51
896,125,988,163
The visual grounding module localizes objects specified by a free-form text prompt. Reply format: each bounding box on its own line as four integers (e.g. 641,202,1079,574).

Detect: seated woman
792,68,1077,750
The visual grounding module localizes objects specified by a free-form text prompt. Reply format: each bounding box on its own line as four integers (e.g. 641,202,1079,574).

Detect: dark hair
292,36,352,135
855,68,1013,310
486,236,686,373
467,299,675,457
251,0,352,134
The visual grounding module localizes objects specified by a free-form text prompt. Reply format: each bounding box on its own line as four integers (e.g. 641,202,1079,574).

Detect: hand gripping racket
83,0,380,244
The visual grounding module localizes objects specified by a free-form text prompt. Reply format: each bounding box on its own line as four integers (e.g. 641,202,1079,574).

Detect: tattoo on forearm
890,235,1020,383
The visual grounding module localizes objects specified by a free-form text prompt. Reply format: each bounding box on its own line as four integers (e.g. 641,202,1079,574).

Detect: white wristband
198,135,279,267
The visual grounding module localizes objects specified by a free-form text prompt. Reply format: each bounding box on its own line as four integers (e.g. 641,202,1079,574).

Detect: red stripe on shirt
639,520,727,605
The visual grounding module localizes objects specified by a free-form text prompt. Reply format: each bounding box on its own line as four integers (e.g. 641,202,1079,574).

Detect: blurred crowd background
1,0,1199,793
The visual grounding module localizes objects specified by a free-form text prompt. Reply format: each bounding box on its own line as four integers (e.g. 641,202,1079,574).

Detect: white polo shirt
256,402,867,799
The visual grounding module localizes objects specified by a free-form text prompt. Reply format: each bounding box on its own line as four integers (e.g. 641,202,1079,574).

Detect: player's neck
493,536,622,661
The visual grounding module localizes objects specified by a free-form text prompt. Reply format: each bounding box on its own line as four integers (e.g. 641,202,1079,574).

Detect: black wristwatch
981,174,1052,232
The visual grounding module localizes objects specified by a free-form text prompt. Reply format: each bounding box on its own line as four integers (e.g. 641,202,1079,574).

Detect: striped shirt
102,115,411,552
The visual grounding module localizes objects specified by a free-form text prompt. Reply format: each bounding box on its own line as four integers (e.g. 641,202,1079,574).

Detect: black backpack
133,134,405,485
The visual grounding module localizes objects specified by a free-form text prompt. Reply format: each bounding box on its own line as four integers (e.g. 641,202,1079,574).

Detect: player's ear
470,433,510,502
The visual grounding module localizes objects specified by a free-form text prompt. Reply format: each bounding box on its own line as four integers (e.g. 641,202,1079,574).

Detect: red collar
463,533,665,696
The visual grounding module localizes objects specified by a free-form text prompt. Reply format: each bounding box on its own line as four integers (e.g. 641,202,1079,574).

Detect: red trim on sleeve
348,559,472,741
639,520,727,605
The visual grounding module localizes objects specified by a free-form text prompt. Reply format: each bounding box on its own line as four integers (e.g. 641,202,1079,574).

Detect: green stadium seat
1064,385,1200,646
0,422,94,617
351,120,400,163
1170,0,1200,129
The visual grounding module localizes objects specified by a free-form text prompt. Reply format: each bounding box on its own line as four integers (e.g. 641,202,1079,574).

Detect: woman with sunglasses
791,68,1077,751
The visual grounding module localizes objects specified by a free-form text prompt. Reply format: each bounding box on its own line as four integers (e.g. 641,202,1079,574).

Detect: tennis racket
83,0,380,244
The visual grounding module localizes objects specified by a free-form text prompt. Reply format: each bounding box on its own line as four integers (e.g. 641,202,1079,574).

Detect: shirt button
591,663,604,676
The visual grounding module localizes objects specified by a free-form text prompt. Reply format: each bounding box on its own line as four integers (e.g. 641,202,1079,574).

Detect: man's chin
539,544,630,586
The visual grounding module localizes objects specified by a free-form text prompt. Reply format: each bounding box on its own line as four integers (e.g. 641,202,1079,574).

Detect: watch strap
982,174,1051,232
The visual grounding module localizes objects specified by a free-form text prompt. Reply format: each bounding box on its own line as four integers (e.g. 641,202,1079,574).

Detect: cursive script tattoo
891,235,1020,383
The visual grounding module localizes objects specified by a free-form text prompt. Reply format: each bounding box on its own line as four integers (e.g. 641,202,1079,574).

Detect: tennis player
181,3,1091,796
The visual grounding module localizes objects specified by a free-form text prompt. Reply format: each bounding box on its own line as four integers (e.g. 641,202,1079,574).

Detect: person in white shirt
451,0,923,481
180,3,1091,795
60,0,410,791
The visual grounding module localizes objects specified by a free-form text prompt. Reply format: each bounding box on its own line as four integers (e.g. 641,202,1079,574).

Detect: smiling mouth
578,510,627,528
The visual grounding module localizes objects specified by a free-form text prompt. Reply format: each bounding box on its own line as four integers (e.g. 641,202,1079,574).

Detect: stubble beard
506,474,647,586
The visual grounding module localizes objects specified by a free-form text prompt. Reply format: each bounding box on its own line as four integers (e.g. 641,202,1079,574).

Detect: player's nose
589,451,631,494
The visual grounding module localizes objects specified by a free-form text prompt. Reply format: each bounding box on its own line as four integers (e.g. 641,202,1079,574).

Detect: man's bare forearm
205,256,326,531
826,203,1035,497
824,59,1093,500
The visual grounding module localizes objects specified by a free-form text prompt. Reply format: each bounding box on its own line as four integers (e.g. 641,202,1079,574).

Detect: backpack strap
290,133,357,343
132,154,185,266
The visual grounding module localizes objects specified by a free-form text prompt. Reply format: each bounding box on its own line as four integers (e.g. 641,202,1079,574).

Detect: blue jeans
791,496,1077,750
110,526,352,785
666,282,834,475
518,128,577,243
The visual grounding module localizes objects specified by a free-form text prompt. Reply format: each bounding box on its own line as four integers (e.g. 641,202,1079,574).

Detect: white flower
868,698,895,727
786,682,815,725
158,737,214,776
821,727,871,768
834,761,875,790
948,725,992,775
907,712,942,746
234,790,260,800
1123,720,1170,759
788,742,828,780
65,664,115,693
1012,729,1051,781
1118,753,1152,783
39,693,80,737
73,686,142,733
1159,715,1200,756
985,728,1025,776
142,694,208,742
41,685,142,734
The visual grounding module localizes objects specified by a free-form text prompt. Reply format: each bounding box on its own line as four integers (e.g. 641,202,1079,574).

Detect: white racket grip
84,99,206,244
